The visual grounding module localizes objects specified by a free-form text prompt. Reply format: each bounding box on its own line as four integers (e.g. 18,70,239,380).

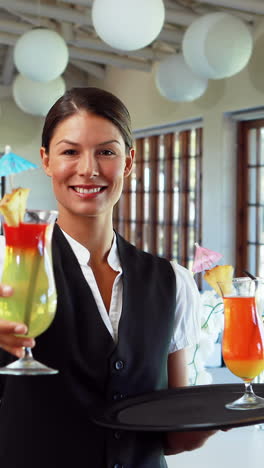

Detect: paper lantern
155,54,208,102
92,0,165,51
14,29,69,82
182,13,253,80
13,74,66,116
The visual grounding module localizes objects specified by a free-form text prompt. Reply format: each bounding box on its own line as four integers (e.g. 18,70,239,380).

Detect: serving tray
92,383,264,432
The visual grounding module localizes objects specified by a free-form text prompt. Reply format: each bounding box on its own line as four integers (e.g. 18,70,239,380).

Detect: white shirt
61,230,201,354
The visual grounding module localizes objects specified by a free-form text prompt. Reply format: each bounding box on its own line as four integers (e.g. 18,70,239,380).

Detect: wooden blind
113,128,202,280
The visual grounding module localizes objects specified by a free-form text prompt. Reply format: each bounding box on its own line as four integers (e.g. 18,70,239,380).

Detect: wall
1,36,264,264
0,89,55,209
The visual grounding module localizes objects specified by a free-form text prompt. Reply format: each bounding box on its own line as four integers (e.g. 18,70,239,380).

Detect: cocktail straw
243,270,257,280
23,251,42,330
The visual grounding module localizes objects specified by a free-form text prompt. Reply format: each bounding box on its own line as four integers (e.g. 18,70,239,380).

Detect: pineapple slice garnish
204,265,234,296
0,187,30,226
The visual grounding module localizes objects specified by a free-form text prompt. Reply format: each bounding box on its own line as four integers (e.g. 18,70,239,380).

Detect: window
114,126,202,279
237,119,264,277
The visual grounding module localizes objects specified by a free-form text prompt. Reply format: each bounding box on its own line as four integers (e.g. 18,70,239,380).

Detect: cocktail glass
218,277,264,410
0,209,58,375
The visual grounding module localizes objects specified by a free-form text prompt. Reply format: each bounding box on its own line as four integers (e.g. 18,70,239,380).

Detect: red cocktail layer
4,223,48,249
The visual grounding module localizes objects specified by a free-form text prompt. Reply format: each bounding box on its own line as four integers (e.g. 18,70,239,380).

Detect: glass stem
244,381,254,396
23,347,33,360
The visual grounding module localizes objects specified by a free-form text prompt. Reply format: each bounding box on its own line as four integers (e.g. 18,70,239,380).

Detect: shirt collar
60,228,121,272
107,234,121,272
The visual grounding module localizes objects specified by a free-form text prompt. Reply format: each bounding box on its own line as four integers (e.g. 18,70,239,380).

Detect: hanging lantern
182,12,253,80
14,28,69,82
92,0,165,51
155,54,208,102
12,74,66,116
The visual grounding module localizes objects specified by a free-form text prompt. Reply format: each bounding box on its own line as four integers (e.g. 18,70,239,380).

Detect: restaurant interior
0,1,263,466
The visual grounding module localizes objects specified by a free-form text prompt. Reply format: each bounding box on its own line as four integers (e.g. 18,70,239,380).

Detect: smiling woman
40,110,134,234
40,88,135,240
0,87,208,468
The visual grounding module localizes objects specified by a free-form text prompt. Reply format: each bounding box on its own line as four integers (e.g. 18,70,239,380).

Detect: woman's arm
164,348,217,455
167,348,188,388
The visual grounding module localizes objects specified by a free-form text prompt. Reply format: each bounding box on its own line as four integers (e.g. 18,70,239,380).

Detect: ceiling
0,0,263,88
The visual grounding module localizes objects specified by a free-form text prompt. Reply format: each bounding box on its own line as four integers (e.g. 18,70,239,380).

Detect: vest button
112,392,124,401
114,430,122,440
114,360,124,370
113,464,123,468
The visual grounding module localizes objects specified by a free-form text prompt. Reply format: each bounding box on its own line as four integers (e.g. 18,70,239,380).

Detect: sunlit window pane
248,168,257,204
259,245,264,277
158,225,164,256
143,139,150,161
159,136,165,160
144,166,150,191
248,206,256,243
248,129,257,165
260,168,264,204
248,244,257,277
258,206,264,243
173,190,179,222
189,199,195,224
131,191,136,221
144,192,149,219
260,129,264,165
158,191,164,222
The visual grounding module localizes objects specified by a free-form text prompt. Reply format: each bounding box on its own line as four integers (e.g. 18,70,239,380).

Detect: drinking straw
243,270,257,280
23,251,42,330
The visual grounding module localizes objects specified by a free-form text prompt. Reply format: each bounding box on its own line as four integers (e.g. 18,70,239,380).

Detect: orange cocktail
218,277,264,409
222,296,264,382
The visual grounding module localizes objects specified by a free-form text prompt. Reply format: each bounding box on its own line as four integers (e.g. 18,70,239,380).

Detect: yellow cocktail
0,221,56,337
0,210,58,375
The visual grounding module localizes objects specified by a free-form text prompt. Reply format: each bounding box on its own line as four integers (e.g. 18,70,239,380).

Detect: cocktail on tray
218,277,264,410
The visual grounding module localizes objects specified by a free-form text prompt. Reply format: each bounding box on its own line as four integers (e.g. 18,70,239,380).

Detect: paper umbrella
0,146,37,188
192,242,223,273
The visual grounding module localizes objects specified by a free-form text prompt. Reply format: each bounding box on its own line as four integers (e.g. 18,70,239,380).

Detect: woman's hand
0,284,35,357
166,349,218,455
164,429,217,455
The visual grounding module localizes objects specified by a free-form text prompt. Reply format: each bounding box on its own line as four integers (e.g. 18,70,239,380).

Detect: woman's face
40,111,134,221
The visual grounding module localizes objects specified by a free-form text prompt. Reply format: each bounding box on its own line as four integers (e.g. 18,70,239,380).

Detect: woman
0,87,214,467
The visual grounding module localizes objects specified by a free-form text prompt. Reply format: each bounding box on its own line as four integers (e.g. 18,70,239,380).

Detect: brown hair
41,87,133,153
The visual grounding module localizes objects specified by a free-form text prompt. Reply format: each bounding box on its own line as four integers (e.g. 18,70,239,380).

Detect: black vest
0,225,176,467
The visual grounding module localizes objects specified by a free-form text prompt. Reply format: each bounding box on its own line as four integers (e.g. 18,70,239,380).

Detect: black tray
92,383,264,432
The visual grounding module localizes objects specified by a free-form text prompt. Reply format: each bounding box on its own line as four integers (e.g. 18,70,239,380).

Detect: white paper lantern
92,0,165,51
13,74,66,116
183,13,253,80
14,29,69,82
155,54,208,102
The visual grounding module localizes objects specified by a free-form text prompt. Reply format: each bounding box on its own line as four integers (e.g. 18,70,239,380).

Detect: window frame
236,118,264,276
